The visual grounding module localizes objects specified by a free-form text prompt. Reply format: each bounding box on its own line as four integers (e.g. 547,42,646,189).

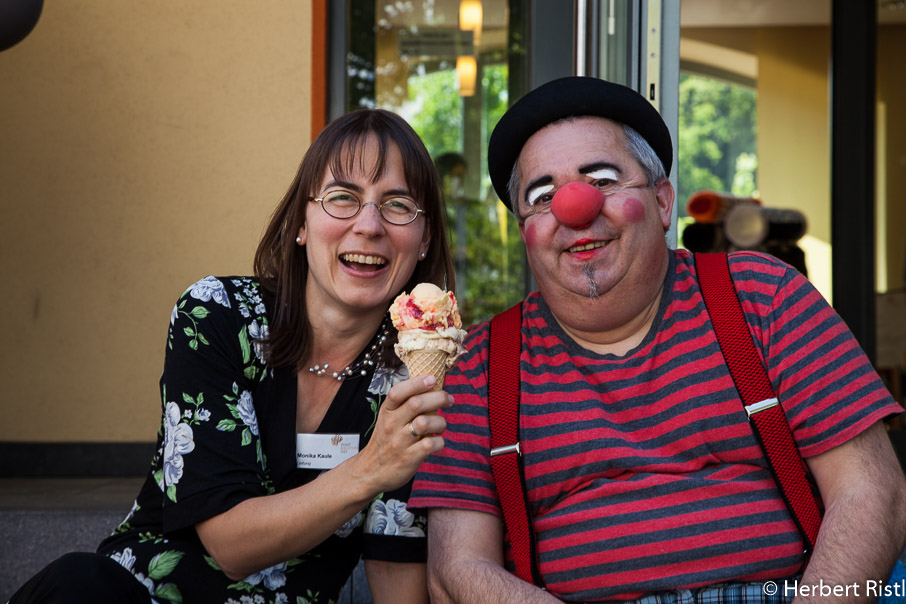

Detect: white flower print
188,276,231,308
236,390,259,436
170,303,179,326
242,561,288,591
133,572,157,596
365,499,425,537
335,511,363,538
163,402,195,487
248,320,269,363
111,547,137,572
369,365,408,396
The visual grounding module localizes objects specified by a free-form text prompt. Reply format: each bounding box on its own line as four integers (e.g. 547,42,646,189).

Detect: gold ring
407,422,420,439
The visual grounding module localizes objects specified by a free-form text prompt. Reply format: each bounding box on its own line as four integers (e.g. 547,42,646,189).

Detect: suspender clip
745,397,779,418
490,442,521,457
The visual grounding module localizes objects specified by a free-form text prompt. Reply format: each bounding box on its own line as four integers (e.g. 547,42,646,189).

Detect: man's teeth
341,253,386,265
568,241,606,253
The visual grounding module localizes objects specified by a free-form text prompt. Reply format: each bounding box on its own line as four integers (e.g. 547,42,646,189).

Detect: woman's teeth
341,253,386,266
568,241,606,253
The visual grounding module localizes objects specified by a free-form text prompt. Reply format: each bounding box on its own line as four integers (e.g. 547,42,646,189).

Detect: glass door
336,0,529,325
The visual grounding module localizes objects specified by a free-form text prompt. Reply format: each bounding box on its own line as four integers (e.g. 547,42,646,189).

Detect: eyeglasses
310,190,425,225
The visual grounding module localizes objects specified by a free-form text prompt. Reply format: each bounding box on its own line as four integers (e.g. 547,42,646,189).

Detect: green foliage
408,70,462,158
678,74,758,215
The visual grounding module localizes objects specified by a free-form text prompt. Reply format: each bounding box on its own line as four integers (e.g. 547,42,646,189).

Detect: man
409,76,906,603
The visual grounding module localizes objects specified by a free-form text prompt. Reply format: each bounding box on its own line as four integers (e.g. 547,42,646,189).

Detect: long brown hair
254,109,456,370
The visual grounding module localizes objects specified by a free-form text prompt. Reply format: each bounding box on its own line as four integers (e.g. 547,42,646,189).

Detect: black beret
488,76,673,210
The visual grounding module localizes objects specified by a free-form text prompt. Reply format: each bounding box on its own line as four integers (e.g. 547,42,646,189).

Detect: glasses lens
320,191,361,219
381,197,420,225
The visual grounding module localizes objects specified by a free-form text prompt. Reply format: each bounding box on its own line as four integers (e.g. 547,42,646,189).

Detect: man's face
515,117,674,304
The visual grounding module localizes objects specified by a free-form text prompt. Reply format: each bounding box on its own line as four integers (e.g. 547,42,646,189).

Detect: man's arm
796,421,906,603
426,508,560,604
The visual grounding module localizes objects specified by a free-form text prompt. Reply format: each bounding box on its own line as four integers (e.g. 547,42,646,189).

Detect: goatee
583,264,599,299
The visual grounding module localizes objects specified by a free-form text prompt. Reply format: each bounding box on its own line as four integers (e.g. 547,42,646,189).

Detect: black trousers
8,552,151,604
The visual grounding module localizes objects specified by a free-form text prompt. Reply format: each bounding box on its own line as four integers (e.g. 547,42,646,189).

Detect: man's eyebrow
524,175,553,203
579,161,622,176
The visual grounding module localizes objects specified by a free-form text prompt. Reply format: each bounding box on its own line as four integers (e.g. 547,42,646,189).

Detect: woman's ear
419,224,431,259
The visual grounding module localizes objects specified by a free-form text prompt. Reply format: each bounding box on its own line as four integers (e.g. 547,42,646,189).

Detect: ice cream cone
400,348,451,392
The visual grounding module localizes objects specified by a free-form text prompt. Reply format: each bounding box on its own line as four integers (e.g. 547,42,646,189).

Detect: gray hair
506,122,667,221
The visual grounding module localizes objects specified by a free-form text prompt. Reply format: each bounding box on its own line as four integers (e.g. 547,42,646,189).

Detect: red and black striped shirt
411,250,901,601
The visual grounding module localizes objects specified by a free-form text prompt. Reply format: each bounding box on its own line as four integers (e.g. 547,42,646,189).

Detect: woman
10,109,456,603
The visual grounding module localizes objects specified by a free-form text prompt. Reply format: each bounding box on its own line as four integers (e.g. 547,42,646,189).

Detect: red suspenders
695,253,822,550
488,301,542,586
487,252,822,586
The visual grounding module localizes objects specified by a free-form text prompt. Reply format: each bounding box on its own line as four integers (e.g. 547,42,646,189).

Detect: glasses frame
308,195,425,226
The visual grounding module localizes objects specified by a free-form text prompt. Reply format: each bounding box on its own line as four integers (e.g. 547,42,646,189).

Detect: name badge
296,433,360,469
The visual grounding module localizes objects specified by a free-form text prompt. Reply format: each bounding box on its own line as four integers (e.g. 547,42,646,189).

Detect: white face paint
587,167,619,186
526,183,555,207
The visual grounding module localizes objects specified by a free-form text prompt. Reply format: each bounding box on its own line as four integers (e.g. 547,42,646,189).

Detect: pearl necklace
307,316,391,381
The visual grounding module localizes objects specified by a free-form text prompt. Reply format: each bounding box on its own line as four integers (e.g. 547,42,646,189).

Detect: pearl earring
296,236,302,245
420,252,426,259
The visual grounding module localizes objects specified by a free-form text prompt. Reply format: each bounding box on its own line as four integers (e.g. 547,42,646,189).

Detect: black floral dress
98,276,426,604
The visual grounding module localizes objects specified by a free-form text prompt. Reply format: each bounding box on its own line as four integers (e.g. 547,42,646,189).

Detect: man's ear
653,178,675,230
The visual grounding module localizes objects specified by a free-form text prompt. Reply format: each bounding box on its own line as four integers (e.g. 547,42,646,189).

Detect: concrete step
0,478,372,603
0,478,142,601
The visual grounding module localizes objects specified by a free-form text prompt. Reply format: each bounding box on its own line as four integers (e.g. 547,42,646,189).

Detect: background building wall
756,26,832,297
0,2,312,442
877,25,906,293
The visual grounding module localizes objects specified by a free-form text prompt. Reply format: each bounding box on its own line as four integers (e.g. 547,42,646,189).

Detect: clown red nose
551,181,605,229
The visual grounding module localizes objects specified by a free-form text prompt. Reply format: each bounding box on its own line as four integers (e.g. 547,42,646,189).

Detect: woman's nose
353,202,386,234
551,181,605,229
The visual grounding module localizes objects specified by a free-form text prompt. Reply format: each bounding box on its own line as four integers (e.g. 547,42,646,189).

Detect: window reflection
348,0,527,325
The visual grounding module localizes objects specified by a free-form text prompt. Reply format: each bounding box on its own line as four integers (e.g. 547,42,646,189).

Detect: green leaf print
227,580,256,593
217,419,238,431
243,365,258,380
154,582,183,603
166,483,177,503
148,550,185,580
188,306,210,319
239,325,252,363
241,427,252,446
204,555,222,571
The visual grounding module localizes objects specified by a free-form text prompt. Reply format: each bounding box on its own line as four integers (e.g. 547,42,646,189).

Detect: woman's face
297,138,431,318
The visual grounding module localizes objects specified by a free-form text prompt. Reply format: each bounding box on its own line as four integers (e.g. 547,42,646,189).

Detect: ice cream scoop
389,283,467,391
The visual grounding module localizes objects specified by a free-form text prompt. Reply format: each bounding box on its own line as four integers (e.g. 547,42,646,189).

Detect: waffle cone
401,349,451,392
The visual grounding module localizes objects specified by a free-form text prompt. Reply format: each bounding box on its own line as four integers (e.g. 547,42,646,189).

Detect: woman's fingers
407,413,447,439
385,375,454,416
383,375,436,410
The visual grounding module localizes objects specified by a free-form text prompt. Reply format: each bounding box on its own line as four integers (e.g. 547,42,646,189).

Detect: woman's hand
353,374,452,494
197,374,451,580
